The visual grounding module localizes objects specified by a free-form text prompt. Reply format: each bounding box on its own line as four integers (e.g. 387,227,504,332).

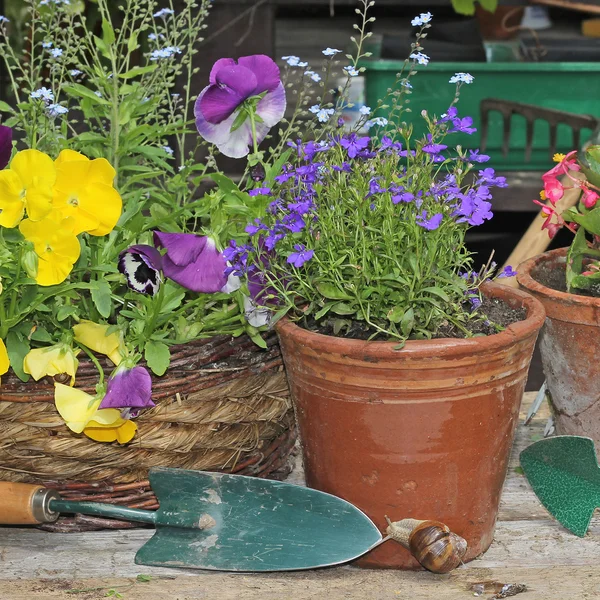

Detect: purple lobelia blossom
153,231,228,293
287,244,314,268
99,364,155,410
498,265,517,278
422,134,447,155
0,125,12,169
477,168,507,188
416,211,443,230
249,187,271,197
468,149,490,163
118,244,163,295
366,177,386,197
194,55,286,158
339,133,370,159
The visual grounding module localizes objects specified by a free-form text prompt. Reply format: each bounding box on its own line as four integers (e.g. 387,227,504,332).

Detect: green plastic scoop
39,467,384,571
520,436,600,537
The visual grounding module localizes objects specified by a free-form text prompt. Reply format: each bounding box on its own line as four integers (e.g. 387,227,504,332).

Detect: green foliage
451,0,498,16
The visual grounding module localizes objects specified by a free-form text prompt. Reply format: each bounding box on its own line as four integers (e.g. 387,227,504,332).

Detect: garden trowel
0,467,385,571
520,436,600,537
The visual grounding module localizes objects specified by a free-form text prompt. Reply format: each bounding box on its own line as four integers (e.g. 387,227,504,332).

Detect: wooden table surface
1,392,599,599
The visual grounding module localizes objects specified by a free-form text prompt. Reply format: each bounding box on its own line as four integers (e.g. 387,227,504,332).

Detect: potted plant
451,0,525,41
223,8,545,569
517,149,600,443
0,0,318,520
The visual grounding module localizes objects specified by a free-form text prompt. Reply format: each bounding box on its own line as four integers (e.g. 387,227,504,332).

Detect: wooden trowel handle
0,482,61,525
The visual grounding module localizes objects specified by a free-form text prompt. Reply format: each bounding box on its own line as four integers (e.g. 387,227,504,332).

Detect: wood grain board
1,392,599,599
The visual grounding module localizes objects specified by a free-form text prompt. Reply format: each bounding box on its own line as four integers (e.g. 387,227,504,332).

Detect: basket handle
0,482,60,525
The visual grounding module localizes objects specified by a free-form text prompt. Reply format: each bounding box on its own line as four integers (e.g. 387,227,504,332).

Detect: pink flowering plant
225,12,514,345
535,148,600,292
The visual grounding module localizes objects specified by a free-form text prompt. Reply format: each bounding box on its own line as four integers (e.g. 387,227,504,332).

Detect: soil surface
533,261,600,298
302,296,526,341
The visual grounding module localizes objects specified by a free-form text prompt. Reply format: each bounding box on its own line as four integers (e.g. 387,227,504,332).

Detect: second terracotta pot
518,248,600,444
277,282,544,569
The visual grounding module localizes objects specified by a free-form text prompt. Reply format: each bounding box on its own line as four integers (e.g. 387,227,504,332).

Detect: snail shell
385,517,467,574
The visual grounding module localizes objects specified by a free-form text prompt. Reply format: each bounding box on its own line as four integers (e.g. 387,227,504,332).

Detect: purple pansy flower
287,244,314,268
0,125,12,169
194,55,286,158
153,231,228,293
416,211,443,231
118,244,163,295
99,365,155,411
339,133,370,159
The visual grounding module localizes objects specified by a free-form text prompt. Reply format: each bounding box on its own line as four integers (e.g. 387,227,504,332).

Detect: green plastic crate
364,61,600,171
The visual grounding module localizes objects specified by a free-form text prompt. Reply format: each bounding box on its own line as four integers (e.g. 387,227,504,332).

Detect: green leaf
400,307,415,337
57,305,78,321
266,149,292,186
6,331,30,382
63,83,110,105
90,280,112,318
566,226,588,291
387,305,404,324
314,303,333,320
119,65,158,80
209,173,242,195
0,100,14,113
316,282,352,300
102,19,116,46
246,327,268,349
144,341,170,376
478,0,498,12
420,286,450,302
330,302,356,316
30,327,53,343
567,206,600,237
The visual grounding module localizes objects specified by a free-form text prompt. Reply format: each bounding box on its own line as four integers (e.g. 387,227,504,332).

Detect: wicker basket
0,332,296,531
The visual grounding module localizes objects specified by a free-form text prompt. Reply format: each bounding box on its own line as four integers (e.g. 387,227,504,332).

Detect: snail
385,517,467,574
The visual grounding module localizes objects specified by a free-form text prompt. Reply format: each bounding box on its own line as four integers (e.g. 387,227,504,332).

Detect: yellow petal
0,339,9,377
10,150,56,221
88,158,116,186
0,170,25,228
36,255,75,286
55,149,88,166
72,321,123,366
54,383,101,433
79,183,122,236
84,419,137,444
23,345,79,385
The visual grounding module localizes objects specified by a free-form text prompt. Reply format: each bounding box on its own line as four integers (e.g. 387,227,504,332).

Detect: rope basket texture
0,332,296,531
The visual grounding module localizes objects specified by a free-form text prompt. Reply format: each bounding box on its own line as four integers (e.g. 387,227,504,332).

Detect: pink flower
582,187,599,209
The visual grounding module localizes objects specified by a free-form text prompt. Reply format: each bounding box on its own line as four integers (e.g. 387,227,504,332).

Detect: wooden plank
3,391,600,599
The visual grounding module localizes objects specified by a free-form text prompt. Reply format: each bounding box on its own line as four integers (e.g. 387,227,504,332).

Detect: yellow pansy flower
53,149,123,236
54,383,137,444
0,149,56,227
23,344,79,385
0,339,9,384
83,408,137,444
54,383,102,433
72,321,124,365
19,216,81,286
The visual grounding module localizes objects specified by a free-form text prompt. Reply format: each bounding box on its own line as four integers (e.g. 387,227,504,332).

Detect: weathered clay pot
277,282,544,569
518,248,600,443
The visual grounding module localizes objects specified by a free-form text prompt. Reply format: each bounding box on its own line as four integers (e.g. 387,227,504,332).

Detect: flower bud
251,164,266,182
22,249,39,280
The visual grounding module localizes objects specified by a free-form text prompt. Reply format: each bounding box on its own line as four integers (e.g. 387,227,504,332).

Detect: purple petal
118,244,163,295
0,125,12,170
256,83,286,127
100,366,154,410
209,58,236,84
200,65,258,124
153,231,207,266
238,54,281,93
161,236,228,293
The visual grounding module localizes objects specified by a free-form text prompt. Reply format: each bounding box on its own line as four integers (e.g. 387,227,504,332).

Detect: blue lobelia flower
416,211,443,230
340,133,369,159
287,244,314,268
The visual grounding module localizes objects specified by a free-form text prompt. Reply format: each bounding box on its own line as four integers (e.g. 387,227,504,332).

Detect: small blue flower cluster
150,46,182,61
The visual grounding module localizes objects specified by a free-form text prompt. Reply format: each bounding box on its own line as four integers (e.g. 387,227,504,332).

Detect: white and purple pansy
194,54,286,159
118,244,163,296
99,364,155,413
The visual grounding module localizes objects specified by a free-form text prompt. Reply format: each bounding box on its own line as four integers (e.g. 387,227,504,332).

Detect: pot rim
517,247,600,308
276,280,545,358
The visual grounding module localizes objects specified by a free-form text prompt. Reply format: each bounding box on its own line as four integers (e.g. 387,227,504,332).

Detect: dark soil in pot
301,296,526,341
532,260,600,298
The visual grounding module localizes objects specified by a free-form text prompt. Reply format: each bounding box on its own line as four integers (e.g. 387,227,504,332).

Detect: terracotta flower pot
518,248,600,444
475,6,525,41
276,282,544,569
